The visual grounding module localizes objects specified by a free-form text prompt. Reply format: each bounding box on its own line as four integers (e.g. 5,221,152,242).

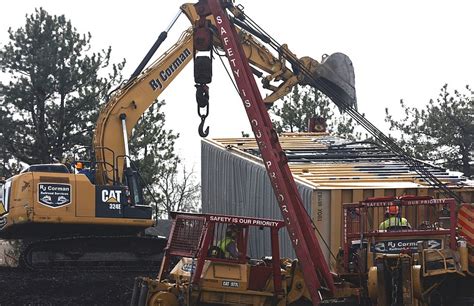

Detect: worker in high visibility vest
379,205,411,230
218,225,240,259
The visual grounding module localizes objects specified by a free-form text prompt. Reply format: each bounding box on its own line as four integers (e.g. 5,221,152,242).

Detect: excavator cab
131,212,317,306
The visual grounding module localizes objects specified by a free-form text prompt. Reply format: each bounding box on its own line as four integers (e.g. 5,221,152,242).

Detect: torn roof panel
208,133,473,190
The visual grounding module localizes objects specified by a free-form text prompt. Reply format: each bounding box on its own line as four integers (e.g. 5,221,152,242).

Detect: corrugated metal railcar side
201,141,315,259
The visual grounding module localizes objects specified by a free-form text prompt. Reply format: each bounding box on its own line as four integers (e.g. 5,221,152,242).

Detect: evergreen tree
0,8,124,176
270,85,360,140
385,84,473,176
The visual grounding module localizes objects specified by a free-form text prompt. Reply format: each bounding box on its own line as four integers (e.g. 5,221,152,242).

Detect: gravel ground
0,267,159,305
0,225,171,305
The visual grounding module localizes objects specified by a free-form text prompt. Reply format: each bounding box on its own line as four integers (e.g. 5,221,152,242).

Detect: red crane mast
196,0,336,303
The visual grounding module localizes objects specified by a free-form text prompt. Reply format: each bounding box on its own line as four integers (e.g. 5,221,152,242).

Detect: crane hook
196,84,210,137
198,117,209,137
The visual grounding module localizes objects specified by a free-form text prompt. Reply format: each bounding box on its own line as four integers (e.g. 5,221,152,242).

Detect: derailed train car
201,133,474,267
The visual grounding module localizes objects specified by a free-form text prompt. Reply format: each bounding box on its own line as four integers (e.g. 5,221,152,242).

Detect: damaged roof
207,132,473,189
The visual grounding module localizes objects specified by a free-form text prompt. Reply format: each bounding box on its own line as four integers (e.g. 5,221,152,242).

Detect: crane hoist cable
214,46,240,95
233,9,464,204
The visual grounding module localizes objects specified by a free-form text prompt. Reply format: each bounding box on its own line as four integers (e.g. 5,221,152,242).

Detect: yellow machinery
131,212,359,306
0,165,166,269
0,2,355,270
340,196,474,305
131,197,473,306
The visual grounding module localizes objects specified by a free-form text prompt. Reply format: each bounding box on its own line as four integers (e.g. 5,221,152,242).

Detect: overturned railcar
201,133,474,266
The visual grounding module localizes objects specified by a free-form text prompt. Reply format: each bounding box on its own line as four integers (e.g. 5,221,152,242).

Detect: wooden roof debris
207,133,473,190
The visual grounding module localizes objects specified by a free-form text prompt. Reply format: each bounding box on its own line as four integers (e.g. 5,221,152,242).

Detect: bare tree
154,164,201,219
129,100,201,219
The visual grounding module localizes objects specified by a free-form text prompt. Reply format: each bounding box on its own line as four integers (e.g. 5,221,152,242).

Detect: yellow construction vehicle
131,212,360,306
340,195,474,305
0,2,355,270
130,198,473,306
0,161,167,269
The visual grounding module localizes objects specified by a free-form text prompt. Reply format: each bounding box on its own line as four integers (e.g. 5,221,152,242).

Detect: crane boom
203,0,335,302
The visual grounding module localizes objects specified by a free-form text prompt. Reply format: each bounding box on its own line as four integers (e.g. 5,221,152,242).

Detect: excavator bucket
302,53,357,111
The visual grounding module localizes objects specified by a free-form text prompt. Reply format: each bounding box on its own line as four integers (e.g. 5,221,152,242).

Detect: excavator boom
94,30,194,185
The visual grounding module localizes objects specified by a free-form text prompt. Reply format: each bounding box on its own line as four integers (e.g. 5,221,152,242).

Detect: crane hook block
195,84,210,137
194,56,213,84
195,84,210,108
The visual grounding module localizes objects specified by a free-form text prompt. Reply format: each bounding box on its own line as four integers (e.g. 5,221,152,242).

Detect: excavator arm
93,3,356,189
93,29,194,186
182,3,356,106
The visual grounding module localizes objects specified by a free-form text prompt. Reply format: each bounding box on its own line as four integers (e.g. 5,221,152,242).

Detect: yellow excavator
0,2,355,270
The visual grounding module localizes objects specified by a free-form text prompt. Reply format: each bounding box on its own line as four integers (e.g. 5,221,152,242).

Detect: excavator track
19,235,167,271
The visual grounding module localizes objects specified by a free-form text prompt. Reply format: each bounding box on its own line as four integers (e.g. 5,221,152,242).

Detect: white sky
1,1,473,174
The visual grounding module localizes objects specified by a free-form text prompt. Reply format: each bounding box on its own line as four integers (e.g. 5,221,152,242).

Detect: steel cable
235,10,463,204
